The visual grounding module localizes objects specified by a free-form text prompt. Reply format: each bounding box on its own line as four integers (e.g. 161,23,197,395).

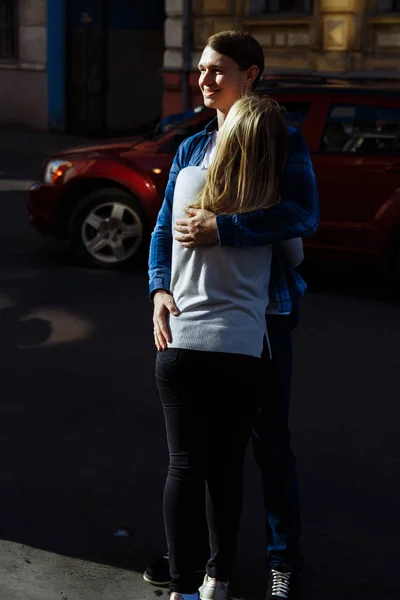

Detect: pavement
0,125,400,600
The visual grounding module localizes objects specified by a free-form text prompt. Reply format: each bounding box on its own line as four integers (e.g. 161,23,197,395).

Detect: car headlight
43,159,72,184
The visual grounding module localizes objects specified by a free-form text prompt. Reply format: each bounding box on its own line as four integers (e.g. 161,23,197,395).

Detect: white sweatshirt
168,166,272,358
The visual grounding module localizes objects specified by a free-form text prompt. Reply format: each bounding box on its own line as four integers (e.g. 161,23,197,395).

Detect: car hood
51,135,158,161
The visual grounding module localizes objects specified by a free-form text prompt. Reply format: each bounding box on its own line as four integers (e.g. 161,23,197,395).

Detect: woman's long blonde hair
192,94,287,214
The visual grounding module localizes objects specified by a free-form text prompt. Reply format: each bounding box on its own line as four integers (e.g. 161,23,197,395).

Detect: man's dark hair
207,30,265,90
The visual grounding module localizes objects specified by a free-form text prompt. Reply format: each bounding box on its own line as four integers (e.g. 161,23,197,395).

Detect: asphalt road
0,131,399,600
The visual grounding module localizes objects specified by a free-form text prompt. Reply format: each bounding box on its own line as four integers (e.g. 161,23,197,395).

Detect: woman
155,94,288,600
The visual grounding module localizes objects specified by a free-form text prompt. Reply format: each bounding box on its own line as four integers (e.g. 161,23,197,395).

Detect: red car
28,78,400,277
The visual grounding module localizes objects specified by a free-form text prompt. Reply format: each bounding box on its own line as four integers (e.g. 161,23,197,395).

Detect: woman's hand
153,290,179,351
174,208,218,248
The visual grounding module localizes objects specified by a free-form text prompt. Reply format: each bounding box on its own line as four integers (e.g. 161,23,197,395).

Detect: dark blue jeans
251,312,303,571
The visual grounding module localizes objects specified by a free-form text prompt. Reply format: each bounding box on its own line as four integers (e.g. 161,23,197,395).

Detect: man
147,30,319,600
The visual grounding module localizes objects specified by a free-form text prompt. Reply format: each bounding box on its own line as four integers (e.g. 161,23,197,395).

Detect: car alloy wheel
69,187,147,268
81,201,143,264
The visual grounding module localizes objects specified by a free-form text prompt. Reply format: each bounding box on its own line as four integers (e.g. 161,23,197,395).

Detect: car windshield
145,105,208,140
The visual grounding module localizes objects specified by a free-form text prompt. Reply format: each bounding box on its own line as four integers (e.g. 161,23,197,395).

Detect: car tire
69,187,148,268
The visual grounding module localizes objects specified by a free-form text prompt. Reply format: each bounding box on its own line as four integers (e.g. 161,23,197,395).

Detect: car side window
279,101,310,130
320,103,400,154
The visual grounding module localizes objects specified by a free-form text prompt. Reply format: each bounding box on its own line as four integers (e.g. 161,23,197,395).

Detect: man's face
198,46,252,115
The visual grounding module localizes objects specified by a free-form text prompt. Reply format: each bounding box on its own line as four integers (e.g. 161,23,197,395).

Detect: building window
0,0,18,61
320,104,400,154
376,0,400,11
249,0,313,14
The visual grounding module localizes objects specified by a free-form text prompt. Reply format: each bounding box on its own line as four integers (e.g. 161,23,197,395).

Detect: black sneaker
143,553,206,587
265,565,298,599
143,554,171,586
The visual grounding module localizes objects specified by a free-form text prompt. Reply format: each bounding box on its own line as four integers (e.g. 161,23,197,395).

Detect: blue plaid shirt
148,117,319,312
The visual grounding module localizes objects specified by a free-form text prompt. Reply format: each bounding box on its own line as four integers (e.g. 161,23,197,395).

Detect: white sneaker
199,574,229,600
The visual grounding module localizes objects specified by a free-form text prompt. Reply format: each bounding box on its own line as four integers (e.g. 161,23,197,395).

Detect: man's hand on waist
174,207,218,248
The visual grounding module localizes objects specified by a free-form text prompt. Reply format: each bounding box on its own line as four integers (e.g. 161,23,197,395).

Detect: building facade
0,0,48,129
0,0,165,133
163,0,400,115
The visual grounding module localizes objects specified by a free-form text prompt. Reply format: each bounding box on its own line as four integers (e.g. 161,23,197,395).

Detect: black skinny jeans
156,347,264,594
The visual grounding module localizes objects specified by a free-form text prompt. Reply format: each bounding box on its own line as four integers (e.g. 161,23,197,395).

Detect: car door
310,96,400,260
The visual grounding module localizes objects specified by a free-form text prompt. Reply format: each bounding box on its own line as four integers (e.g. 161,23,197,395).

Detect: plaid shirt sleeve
216,128,319,247
148,144,185,299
